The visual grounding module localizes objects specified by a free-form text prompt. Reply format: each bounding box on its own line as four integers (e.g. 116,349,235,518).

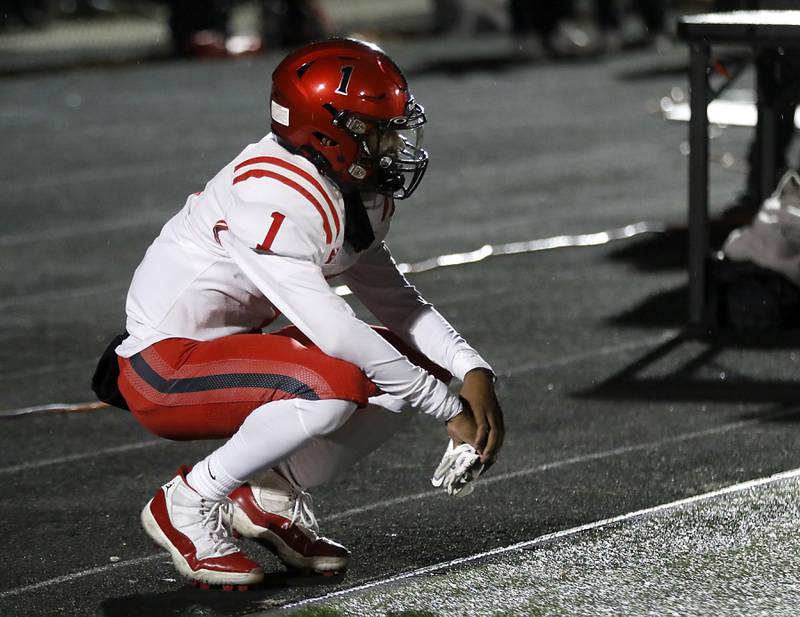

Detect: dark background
3,3,800,615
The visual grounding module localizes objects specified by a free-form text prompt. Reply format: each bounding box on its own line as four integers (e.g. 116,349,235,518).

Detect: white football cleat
141,466,263,589
230,469,350,573
431,440,485,497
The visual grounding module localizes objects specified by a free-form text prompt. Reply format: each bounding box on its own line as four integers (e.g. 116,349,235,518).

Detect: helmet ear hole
296,61,314,78
313,132,338,148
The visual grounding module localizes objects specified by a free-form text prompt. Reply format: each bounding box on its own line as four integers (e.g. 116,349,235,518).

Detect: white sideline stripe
0,323,674,420
323,416,754,523
0,327,675,474
501,329,678,377
0,282,127,310
0,555,164,600
0,413,778,600
284,466,800,611
0,212,168,248
1,160,189,194
0,327,678,418
0,359,98,383
0,439,163,476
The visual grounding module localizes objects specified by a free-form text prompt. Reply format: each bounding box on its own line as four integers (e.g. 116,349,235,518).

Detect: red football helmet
269,38,428,199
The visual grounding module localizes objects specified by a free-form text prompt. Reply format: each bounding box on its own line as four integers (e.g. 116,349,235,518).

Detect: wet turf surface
2,37,800,616
298,473,800,616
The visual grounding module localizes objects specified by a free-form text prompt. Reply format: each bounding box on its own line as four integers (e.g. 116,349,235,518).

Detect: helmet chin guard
332,99,428,199
269,38,429,199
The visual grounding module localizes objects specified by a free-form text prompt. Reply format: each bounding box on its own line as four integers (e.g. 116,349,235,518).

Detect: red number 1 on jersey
256,212,286,252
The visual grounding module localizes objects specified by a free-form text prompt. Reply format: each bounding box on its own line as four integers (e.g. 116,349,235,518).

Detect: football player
98,38,504,588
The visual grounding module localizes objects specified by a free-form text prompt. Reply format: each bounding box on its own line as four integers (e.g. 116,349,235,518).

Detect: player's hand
446,399,480,448
456,368,505,465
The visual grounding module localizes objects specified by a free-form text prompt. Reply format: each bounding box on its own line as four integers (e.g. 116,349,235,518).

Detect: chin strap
343,190,375,252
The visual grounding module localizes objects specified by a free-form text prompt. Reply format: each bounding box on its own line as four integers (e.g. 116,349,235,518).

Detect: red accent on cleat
223,585,234,591
230,483,349,572
237,585,250,592
141,466,264,587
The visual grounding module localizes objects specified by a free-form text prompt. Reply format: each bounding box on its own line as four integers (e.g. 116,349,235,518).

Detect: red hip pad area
117,326,449,440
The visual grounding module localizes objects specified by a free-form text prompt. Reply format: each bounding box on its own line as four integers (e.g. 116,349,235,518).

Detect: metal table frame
677,10,800,327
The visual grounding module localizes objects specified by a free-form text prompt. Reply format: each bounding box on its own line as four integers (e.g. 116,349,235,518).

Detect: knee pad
296,399,357,437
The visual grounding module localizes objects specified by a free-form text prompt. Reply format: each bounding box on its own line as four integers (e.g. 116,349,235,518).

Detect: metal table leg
688,43,710,328
756,50,779,204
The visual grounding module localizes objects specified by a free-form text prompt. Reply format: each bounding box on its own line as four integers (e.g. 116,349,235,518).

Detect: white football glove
431,439,485,497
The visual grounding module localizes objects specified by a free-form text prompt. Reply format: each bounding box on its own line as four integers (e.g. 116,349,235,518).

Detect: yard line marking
501,329,679,377
0,328,686,478
323,414,762,523
0,282,127,310
0,555,164,601
0,359,98,383
283,466,800,611
0,439,163,476
0,213,167,248
0,327,678,416
0,160,189,194
0,411,789,597
0,328,672,477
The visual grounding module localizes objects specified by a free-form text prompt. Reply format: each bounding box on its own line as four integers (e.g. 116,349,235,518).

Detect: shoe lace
290,490,319,533
199,498,238,555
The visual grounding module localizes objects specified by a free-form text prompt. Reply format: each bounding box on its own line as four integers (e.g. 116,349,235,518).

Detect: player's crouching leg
229,398,355,573
141,466,264,589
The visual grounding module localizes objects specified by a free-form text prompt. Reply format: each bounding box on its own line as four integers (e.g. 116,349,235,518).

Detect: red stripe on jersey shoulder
233,169,332,245
235,156,341,238
212,219,228,245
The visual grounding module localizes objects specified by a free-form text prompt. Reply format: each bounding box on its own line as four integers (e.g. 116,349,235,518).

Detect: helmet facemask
329,99,428,199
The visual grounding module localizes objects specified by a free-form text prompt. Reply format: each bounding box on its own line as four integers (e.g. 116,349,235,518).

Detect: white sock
187,398,356,501
187,450,243,501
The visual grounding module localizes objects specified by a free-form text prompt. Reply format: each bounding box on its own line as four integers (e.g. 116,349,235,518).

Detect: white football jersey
118,134,490,420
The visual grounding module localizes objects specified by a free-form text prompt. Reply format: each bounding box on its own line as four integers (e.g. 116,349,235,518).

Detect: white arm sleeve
222,233,462,421
342,243,494,381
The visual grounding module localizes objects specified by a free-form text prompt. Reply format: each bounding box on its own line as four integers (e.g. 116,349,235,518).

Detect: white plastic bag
723,169,800,286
